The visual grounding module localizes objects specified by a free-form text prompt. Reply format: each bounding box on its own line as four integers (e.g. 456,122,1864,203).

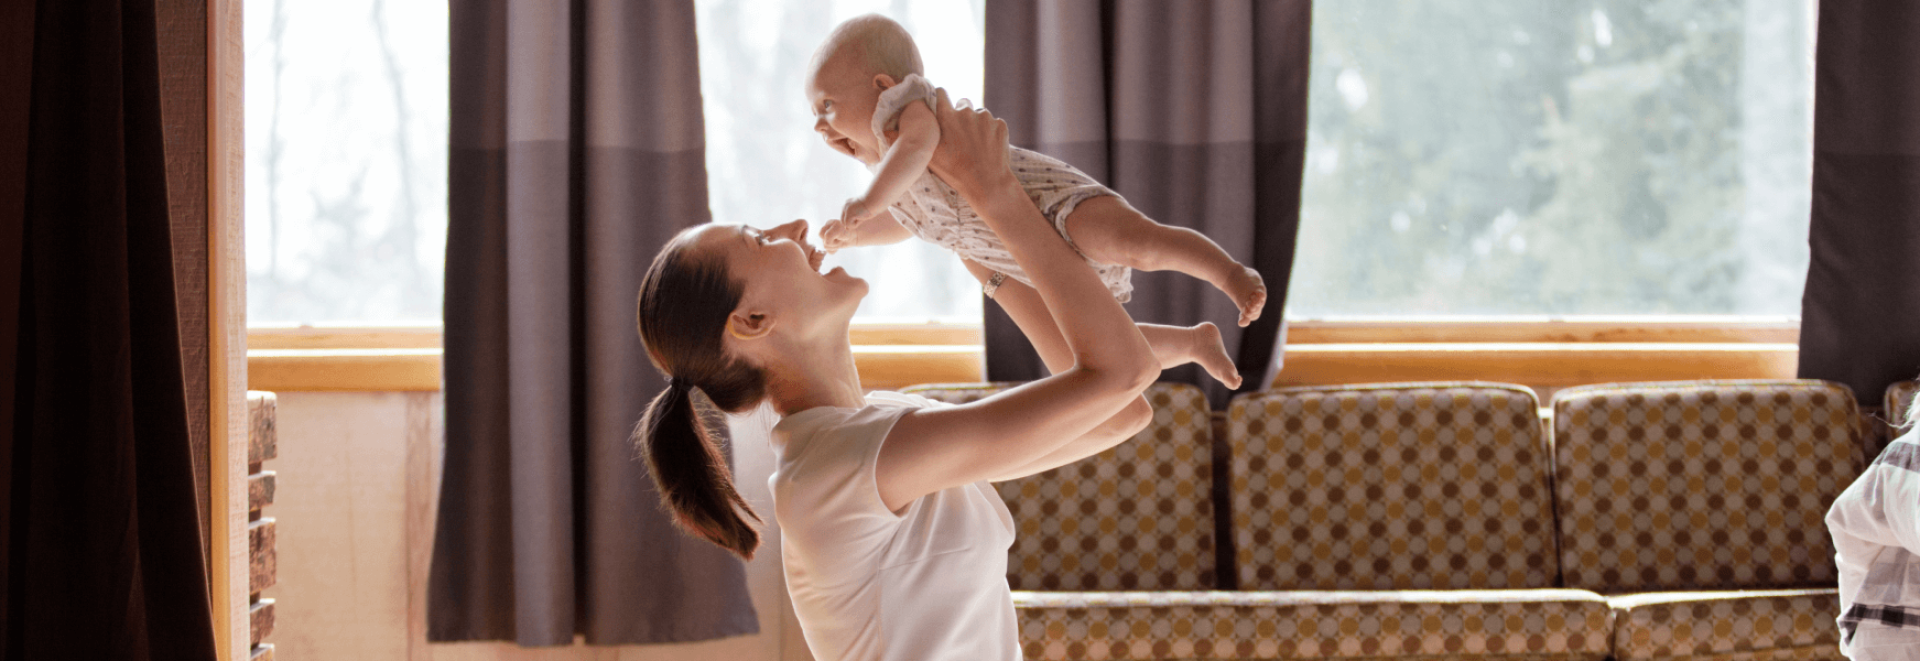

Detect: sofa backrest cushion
1228,382,1557,590
900,381,1216,590
1889,379,1918,435
1550,379,1858,592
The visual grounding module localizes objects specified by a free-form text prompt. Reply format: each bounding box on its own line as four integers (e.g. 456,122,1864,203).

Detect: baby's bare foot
1222,266,1266,327
1186,322,1242,390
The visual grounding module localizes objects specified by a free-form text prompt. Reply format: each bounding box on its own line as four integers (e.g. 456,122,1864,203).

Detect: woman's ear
872,73,897,91
727,310,775,341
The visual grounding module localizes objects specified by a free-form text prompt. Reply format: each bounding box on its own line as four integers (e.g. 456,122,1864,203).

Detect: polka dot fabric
1228,383,1557,590
901,382,1217,590
1605,590,1843,661
1550,380,1858,593
1013,590,1614,661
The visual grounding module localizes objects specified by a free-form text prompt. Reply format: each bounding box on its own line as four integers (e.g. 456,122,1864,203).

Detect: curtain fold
1798,0,1920,406
983,0,1312,408
432,0,758,645
1,0,218,658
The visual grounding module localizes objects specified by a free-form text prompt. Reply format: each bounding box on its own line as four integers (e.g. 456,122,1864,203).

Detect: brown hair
634,231,767,559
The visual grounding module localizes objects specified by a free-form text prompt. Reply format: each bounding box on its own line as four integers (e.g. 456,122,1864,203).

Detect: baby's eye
821,100,833,111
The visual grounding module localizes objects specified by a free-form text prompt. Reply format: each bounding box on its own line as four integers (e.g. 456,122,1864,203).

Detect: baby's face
805,53,884,165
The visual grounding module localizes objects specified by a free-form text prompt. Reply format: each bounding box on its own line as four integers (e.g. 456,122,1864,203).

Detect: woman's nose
771,219,808,242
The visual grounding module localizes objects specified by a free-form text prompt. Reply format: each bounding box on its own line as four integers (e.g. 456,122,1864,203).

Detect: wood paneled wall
267,391,809,661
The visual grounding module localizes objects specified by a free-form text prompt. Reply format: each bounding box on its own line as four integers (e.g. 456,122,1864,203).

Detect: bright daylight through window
1291,0,1813,318
245,0,449,326
243,1,1810,327
695,0,986,323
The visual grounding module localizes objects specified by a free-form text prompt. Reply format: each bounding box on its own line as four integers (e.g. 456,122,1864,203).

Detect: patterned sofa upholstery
1889,379,1918,436
1549,380,1859,661
902,382,1218,591
1226,382,1614,660
903,382,1226,659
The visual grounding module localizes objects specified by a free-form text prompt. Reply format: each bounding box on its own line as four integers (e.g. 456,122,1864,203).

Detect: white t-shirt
769,391,1021,661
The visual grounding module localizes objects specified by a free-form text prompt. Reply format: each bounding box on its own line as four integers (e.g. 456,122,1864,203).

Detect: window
245,0,449,326
1291,0,1813,318
695,0,986,323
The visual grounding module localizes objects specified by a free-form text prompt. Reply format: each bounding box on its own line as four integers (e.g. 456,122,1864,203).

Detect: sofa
901,379,1864,661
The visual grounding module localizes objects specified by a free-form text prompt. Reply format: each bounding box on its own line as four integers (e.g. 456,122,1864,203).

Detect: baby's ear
872,73,897,91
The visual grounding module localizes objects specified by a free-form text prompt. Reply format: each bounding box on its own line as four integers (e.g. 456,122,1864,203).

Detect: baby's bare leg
963,257,1242,389
1064,196,1268,327
1137,322,1242,390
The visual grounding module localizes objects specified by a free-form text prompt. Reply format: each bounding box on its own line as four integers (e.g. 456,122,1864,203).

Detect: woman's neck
763,335,866,417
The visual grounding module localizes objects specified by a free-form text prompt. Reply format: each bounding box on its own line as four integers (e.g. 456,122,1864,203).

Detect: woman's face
689,220,867,340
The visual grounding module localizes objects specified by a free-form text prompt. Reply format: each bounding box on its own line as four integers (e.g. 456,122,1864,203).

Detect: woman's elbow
1116,395,1154,437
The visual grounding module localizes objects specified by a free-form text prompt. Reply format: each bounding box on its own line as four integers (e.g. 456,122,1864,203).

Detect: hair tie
668,375,691,392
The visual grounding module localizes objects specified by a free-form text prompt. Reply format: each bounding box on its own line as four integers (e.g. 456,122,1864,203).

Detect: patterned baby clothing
870,73,1133,302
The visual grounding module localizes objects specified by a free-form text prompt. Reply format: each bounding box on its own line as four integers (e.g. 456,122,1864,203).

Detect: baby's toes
1237,269,1267,326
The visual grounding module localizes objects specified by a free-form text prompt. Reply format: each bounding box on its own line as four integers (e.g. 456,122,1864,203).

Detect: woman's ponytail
635,235,773,560
637,381,762,559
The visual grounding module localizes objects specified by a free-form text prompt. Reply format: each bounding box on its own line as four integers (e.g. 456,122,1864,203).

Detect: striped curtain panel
982,0,1313,408
430,0,758,645
1797,0,1920,407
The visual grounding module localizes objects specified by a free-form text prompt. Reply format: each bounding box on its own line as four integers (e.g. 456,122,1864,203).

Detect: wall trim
248,319,1803,396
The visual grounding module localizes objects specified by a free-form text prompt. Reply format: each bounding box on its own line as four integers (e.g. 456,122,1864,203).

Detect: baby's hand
820,218,856,252
840,196,885,228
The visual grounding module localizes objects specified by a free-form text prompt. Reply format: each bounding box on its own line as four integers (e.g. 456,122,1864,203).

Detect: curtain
431,0,758,645
1798,0,1920,408
982,0,1312,409
1,0,219,658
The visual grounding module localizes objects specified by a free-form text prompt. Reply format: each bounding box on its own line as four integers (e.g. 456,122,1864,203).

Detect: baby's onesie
872,74,1133,302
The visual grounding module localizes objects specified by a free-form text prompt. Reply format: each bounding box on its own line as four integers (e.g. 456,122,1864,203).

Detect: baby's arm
820,208,913,252
844,101,939,225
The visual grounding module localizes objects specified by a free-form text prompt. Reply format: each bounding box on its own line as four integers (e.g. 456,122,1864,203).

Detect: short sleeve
869,73,938,146
770,397,942,576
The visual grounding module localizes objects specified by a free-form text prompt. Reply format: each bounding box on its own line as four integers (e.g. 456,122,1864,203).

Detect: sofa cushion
1014,589,1613,661
1229,383,1557,590
1888,380,1917,436
1606,589,1842,661
1550,380,1858,593
902,382,1217,590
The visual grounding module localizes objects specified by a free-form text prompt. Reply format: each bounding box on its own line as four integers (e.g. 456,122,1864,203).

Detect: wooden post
207,0,247,657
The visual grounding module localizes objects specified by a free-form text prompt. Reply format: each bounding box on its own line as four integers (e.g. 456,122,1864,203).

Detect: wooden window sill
246,319,1801,395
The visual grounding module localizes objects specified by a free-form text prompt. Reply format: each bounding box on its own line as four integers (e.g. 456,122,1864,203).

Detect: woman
634,89,1158,661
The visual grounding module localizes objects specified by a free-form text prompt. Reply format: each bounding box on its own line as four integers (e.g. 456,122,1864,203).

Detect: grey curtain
431,0,758,645
982,0,1312,409
1797,0,1920,407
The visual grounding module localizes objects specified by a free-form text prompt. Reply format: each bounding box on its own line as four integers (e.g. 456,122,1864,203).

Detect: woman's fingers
927,87,1012,193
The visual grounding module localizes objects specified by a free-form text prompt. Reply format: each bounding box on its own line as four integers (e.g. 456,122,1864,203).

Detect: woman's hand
924,88,1016,201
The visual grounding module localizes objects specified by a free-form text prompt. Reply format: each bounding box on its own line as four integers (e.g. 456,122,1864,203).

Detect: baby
807,15,1263,388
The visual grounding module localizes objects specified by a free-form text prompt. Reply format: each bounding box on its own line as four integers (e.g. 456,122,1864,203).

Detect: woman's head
633,220,863,558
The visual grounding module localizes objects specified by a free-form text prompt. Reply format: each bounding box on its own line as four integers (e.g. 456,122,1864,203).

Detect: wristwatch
982,271,1007,299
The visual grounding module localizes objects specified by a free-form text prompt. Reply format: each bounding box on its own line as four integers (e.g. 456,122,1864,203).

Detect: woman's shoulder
771,392,948,453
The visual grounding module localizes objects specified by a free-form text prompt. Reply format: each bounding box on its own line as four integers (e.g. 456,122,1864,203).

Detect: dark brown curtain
1,1,219,659
1798,0,1920,406
983,0,1312,409
431,0,758,646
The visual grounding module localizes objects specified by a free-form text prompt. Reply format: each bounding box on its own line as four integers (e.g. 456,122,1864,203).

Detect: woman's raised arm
873,90,1157,511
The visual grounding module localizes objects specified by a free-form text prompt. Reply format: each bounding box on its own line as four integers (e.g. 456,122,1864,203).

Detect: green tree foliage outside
1290,0,1811,317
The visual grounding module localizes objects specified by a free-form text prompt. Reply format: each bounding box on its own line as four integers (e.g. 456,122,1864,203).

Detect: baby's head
805,14,923,164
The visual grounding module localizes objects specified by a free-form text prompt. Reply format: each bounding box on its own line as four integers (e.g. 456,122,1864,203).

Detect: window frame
246,317,1800,397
